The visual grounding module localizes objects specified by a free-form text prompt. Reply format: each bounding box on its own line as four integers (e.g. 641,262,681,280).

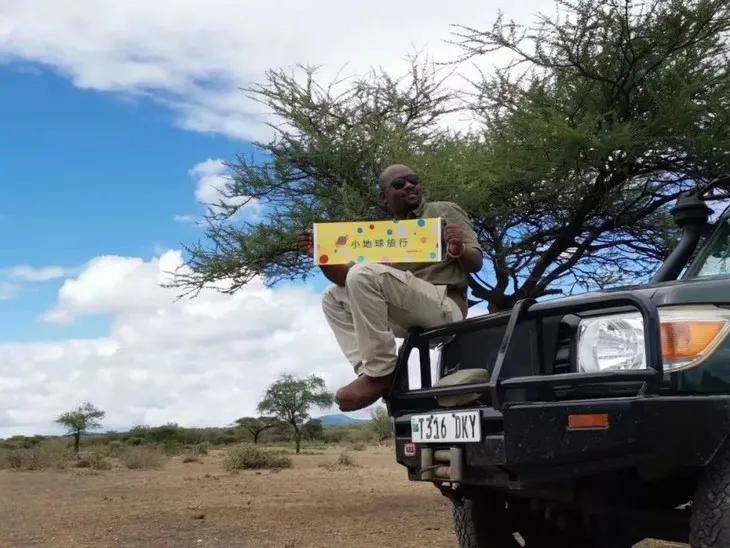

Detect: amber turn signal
567,413,610,430
661,321,726,363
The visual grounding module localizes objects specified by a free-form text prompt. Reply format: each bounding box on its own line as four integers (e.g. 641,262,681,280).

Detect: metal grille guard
387,292,664,414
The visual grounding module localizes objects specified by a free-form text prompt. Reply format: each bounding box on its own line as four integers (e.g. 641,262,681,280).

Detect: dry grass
181,453,202,464
0,446,689,547
1,442,73,471
119,447,166,470
319,451,361,471
75,451,112,471
222,445,292,471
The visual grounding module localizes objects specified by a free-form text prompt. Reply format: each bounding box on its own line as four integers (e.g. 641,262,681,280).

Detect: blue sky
1,66,254,341
0,61,367,435
0,0,549,436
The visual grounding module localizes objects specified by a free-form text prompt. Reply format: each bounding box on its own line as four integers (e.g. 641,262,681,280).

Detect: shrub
108,441,125,458
3,443,71,471
337,451,356,467
120,447,165,470
6,448,45,470
75,451,112,470
350,442,366,451
319,451,360,470
5,450,24,470
162,442,183,456
222,445,292,471
191,442,209,455
213,433,237,446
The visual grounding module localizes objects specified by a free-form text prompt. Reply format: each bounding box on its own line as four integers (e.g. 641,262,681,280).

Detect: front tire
691,441,730,547
453,494,521,548
453,493,593,548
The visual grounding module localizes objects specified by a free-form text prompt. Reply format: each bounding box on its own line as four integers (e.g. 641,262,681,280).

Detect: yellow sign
313,218,442,266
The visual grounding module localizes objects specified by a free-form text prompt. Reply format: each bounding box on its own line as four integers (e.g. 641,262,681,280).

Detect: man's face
378,170,423,216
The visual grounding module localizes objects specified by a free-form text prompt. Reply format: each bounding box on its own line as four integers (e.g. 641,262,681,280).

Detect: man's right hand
297,228,349,286
296,230,314,257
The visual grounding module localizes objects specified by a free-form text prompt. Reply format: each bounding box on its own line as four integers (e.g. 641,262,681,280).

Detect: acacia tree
234,416,281,444
370,406,393,442
257,374,333,454
55,402,105,454
177,0,729,311
447,0,730,309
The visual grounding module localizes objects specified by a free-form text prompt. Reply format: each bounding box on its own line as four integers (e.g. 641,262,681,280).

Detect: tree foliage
301,418,324,441
257,374,333,453
370,406,393,442
178,0,729,311
234,416,282,444
55,402,105,454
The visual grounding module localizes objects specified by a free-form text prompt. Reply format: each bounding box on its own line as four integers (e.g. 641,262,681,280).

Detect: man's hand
444,223,465,258
443,222,483,273
297,228,349,286
296,230,314,257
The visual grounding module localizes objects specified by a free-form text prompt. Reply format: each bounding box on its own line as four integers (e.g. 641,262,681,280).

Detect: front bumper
394,395,730,488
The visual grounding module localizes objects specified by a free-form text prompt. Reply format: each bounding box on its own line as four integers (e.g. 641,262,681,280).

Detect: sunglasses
389,174,421,190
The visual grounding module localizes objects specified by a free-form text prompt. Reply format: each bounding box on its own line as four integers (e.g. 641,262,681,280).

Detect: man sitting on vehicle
297,164,483,411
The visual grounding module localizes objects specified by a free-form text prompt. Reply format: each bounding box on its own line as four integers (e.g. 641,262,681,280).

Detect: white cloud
8,264,69,282
187,158,261,220
0,281,21,301
173,214,198,225
0,0,554,140
1,250,356,436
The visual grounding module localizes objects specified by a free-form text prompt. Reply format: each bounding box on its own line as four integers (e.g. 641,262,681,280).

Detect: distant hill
318,414,370,427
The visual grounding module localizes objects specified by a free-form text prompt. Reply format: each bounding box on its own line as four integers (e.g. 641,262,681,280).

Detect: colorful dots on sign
313,217,441,265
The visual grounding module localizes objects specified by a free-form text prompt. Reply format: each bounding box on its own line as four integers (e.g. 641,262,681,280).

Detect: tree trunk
253,431,260,444
73,432,80,454
294,427,301,454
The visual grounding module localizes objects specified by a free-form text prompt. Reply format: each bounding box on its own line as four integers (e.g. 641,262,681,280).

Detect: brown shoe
335,372,395,411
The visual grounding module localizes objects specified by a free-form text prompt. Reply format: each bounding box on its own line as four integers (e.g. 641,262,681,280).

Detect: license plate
410,410,481,443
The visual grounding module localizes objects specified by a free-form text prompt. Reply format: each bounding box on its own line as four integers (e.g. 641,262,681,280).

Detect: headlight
577,305,730,373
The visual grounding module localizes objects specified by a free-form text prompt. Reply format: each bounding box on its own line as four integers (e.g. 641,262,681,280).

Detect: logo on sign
404,443,417,457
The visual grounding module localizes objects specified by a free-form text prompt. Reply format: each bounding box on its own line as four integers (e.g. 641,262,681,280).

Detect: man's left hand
444,223,465,258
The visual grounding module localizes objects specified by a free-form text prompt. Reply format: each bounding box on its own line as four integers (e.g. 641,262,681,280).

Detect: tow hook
420,446,464,483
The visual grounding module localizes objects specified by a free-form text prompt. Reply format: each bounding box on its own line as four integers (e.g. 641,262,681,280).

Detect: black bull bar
386,292,664,416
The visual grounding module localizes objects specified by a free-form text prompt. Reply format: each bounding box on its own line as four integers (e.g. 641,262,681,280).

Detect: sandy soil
0,446,457,547
0,444,690,547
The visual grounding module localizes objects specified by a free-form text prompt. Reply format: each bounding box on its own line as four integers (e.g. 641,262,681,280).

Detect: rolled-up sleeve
440,202,483,255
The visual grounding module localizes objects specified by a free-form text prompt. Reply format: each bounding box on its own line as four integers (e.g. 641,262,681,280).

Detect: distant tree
257,375,334,453
301,418,324,441
55,402,105,454
176,0,729,311
234,416,281,444
370,406,393,442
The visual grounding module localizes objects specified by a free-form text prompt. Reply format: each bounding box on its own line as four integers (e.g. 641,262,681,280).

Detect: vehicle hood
538,276,730,309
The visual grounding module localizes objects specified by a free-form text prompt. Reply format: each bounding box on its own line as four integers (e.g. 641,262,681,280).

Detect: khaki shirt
390,200,482,313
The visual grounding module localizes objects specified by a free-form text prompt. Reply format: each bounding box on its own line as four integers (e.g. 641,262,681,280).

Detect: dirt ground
0,445,689,548
0,445,457,547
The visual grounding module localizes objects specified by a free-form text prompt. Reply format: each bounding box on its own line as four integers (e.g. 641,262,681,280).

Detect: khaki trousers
321,263,463,378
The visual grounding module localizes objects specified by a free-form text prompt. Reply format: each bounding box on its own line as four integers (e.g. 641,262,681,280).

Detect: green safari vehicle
387,182,730,547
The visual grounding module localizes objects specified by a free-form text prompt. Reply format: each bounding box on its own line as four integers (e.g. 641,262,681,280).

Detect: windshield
690,216,730,278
